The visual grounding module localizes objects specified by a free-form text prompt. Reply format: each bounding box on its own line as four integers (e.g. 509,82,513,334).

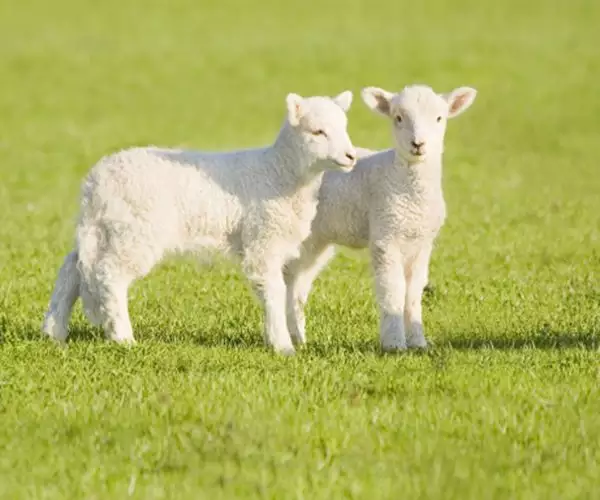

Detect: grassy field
1,0,599,498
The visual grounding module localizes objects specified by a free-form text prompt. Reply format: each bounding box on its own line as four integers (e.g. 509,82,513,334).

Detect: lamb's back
80,146,269,253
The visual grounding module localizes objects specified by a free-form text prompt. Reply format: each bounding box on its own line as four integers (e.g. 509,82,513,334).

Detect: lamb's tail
42,250,81,342
41,219,106,341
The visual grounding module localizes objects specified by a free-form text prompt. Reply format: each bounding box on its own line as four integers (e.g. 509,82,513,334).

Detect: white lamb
285,84,477,351
42,91,357,354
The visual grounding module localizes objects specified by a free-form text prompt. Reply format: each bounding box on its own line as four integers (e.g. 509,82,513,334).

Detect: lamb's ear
361,87,394,117
333,90,353,112
286,93,306,126
443,87,477,118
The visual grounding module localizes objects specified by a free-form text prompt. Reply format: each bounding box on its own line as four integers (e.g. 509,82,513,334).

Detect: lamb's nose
345,152,356,162
411,140,425,149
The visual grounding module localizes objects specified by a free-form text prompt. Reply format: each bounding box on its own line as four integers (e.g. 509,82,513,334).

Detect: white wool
42,91,357,354
285,84,477,351
354,146,377,159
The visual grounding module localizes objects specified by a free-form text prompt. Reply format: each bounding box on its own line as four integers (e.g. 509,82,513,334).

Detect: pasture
0,0,599,498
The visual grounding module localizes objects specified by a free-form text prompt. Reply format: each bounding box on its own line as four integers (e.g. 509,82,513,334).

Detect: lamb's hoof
42,331,68,345
381,342,408,353
42,335,68,348
111,337,137,346
41,316,68,344
275,346,296,357
290,335,306,347
381,332,407,353
407,337,428,350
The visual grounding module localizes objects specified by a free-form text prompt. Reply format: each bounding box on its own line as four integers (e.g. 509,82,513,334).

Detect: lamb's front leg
244,256,295,356
285,274,308,346
404,242,433,349
371,242,407,351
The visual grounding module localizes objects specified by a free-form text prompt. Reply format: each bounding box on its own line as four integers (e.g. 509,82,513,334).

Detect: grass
1,0,599,498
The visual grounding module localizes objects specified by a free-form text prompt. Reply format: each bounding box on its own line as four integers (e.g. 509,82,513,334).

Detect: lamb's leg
100,280,135,344
285,243,335,346
42,250,80,342
87,259,136,344
244,255,295,355
404,243,433,349
371,242,407,351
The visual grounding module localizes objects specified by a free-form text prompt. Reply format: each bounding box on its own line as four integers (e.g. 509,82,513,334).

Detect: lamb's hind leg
98,278,135,344
284,242,335,346
42,250,80,342
76,206,166,343
83,257,136,344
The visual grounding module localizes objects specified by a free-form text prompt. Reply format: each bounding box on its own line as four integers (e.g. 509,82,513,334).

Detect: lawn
1,0,599,498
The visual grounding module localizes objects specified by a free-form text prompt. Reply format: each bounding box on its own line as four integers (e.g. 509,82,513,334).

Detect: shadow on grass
441,331,599,351
302,330,599,357
0,322,105,344
190,330,264,350
65,325,105,342
3,319,597,353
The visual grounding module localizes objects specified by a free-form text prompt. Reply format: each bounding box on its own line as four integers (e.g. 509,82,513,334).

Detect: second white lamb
285,84,477,350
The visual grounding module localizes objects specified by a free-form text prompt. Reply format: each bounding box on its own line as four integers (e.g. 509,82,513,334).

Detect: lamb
284,84,477,351
42,91,357,355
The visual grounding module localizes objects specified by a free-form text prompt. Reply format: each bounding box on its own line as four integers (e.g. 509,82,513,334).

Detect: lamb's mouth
407,150,427,163
334,161,354,172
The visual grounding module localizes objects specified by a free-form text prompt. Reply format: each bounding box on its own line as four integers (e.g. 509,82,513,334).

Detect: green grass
1,0,599,498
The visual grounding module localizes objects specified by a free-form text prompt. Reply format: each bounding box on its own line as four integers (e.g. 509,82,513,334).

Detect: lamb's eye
312,129,327,137
395,115,403,123
436,116,442,122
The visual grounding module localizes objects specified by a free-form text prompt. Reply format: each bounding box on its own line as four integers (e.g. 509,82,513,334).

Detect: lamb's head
286,91,357,171
361,84,477,165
